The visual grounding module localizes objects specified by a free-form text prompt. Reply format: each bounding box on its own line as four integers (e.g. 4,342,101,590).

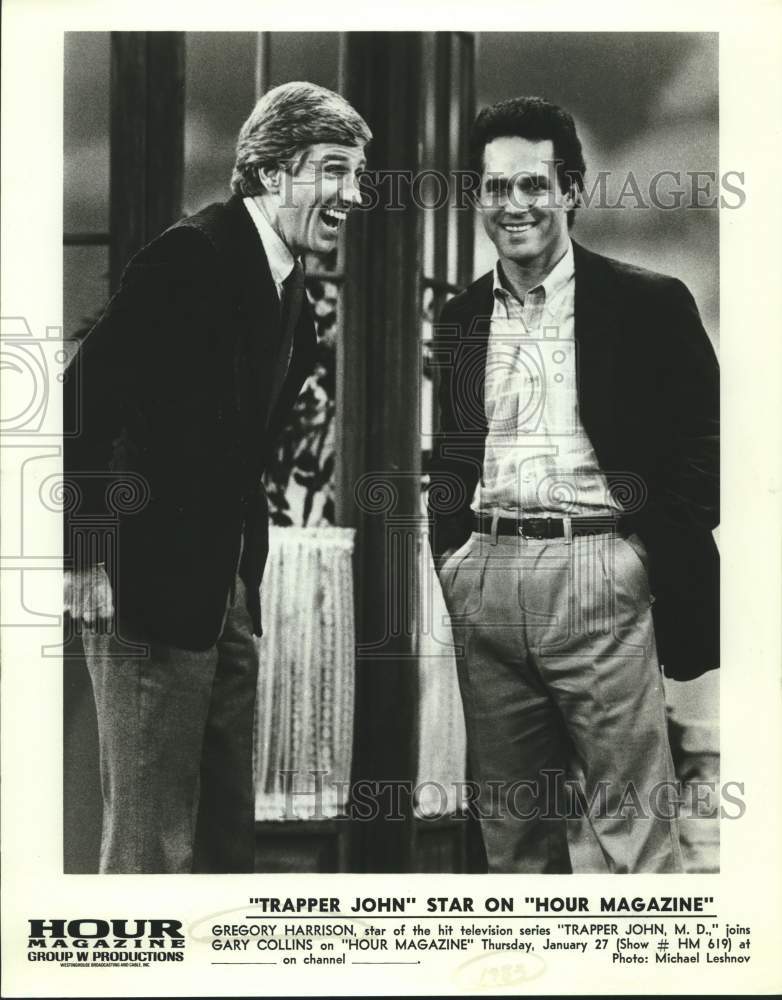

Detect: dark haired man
64,82,370,873
429,96,718,873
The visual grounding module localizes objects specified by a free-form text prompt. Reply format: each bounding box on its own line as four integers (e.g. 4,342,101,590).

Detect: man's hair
469,96,586,225
231,81,372,196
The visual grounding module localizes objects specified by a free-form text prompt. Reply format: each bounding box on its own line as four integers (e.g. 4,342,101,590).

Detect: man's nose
342,174,364,206
510,184,536,210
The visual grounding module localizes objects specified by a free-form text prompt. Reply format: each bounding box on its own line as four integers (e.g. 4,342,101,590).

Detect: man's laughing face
275,142,366,257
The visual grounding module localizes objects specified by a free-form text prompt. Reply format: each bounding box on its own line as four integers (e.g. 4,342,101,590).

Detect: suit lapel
223,196,284,416
452,273,493,434
224,195,317,453
266,295,318,438
572,240,620,458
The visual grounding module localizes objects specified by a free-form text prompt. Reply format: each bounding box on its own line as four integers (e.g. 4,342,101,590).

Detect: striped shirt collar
492,238,575,305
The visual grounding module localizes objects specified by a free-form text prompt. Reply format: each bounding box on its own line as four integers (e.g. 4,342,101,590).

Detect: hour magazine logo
27,918,186,967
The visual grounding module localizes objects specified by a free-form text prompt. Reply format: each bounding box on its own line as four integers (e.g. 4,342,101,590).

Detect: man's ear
256,164,282,194
563,183,579,212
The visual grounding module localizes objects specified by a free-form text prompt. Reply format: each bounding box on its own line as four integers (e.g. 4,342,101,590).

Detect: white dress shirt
242,196,296,299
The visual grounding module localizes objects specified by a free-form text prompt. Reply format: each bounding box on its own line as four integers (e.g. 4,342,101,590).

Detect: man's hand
64,565,114,625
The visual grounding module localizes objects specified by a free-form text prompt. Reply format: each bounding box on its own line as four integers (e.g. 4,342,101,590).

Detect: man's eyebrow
483,171,551,183
321,153,366,169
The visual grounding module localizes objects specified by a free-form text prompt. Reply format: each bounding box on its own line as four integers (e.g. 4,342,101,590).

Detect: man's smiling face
275,142,366,257
479,136,574,271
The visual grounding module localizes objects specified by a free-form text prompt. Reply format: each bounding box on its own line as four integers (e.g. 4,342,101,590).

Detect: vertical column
339,32,424,871
254,32,271,99
66,31,185,872
433,32,451,295
455,33,476,289
110,32,185,290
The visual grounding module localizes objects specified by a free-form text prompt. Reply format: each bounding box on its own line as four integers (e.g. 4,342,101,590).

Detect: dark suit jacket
63,195,317,650
428,240,719,681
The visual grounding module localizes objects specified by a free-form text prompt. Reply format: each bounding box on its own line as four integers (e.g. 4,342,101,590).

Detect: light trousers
82,575,259,874
440,529,683,873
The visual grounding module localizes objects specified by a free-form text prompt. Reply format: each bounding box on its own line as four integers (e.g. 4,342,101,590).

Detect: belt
472,511,621,540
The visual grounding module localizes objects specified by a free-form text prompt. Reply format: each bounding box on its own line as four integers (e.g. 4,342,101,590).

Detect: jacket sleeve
640,276,719,538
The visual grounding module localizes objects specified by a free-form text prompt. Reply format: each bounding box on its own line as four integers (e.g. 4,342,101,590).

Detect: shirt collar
493,239,575,305
242,196,297,288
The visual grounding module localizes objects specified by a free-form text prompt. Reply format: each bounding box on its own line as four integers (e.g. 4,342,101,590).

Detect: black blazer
428,241,719,681
63,195,317,649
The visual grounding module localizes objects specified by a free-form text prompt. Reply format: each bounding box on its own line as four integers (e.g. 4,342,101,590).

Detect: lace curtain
253,525,469,822
415,536,468,818
254,526,356,820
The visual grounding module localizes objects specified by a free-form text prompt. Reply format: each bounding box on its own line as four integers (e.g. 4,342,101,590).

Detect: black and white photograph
2,2,781,997
61,29,720,878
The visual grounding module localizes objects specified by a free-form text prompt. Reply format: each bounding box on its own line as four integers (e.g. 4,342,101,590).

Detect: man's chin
503,246,541,266
497,232,540,257
305,234,340,256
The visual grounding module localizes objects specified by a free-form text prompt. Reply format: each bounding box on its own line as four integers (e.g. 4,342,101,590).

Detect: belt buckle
522,517,545,540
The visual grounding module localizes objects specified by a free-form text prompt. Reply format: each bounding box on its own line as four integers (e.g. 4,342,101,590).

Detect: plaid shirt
472,241,619,515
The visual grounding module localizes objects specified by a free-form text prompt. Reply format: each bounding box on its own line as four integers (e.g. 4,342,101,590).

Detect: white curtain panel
254,527,356,821
415,535,468,819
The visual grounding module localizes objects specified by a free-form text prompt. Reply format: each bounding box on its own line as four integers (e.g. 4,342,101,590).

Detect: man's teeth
504,221,534,232
322,207,348,225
